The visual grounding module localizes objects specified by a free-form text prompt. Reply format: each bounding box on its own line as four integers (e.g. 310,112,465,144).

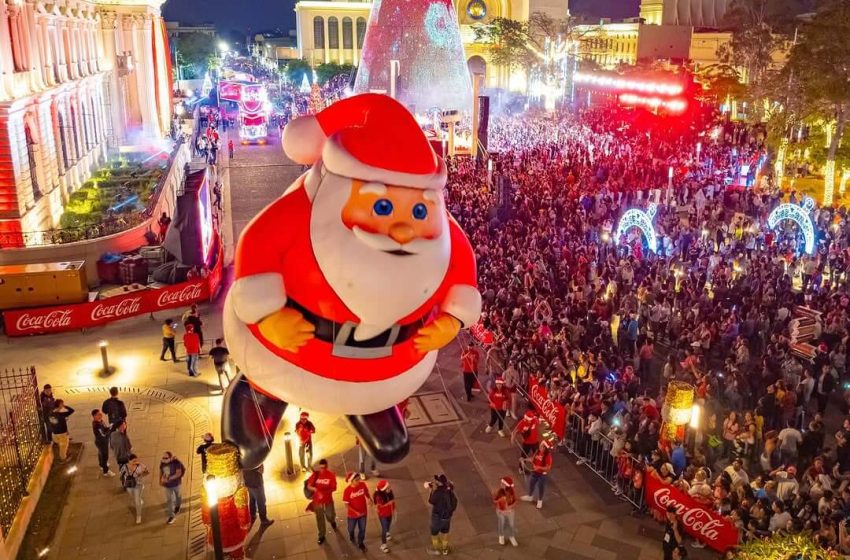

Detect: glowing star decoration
767,197,816,255
354,0,472,112
616,203,659,253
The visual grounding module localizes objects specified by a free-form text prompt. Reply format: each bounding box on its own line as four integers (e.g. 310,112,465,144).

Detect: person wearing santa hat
295,411,316,473
493,476,518,546
485,377,509,437
343,472,372,552
222,93,481,470
514,409,541,472
372,480,395,553
521,439,554,509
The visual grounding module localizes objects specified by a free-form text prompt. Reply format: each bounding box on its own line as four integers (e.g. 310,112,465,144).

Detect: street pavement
9,129,678,560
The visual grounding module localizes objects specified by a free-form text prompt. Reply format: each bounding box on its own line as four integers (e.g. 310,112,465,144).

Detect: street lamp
205,476,224,560
218,41,229,54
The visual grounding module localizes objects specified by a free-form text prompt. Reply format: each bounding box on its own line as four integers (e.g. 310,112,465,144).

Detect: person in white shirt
777,424,803,465
724,458,749,488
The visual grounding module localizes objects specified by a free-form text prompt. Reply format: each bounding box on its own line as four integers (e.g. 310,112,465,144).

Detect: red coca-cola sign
644,474,739,552
14,309,73,332
528,377,566,439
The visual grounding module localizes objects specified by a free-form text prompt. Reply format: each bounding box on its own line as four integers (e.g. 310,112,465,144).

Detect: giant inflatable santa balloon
222,93,481,468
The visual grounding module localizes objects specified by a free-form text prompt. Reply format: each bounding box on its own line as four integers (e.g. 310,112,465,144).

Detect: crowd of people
446,106,850,555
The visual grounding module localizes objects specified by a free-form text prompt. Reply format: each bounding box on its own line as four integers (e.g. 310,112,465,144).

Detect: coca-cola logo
156,284,204,308
90,298,142,321
530,385,561,426
15,310,73,331
652,488,722,541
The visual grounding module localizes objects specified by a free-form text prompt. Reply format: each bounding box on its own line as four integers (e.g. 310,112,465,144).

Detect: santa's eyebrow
423,190,440,202
360,182,387,196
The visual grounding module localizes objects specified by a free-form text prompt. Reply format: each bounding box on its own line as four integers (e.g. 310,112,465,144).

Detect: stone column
121,14,142,127
133,13,161,137
100,11,124,146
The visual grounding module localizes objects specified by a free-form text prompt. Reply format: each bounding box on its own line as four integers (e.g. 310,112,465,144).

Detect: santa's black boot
346,406,409,464
222,374,287,469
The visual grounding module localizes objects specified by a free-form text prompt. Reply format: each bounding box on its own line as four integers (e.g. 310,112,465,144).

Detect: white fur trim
282,115,325,165
223,291,437,415
231,273,287,324
441,284,482,328
322,133,447,190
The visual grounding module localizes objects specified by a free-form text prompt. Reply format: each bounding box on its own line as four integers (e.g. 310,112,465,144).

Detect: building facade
0,0,172,241
293,0,570,89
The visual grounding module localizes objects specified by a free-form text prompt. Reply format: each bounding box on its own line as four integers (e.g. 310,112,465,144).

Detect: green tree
315,62,355,85
473,17,534,74
785,0,850,204
174,32,217,79
285,59,313,86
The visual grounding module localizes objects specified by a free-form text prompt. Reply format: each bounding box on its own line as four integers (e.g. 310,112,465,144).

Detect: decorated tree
285,59,313,87
308,83,324,114
785,0,850,205
315,62,355,85
735,532,835,560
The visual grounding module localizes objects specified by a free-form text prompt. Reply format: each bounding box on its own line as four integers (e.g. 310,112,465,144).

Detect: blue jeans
248,485,268,522
187,354,199,376
164,486,182,515
347,515,366,545
379,516,392,544
528,472,547,500
497,510,516,538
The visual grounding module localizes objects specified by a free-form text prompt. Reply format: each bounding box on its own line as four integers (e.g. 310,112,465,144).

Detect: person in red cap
513,409,541,466
295,412,316,472
493,476,518,547
521,440,554,509
342,471,371,551
485,378,509,437
306,459,338,545
372,479,395,553
222,93,481,469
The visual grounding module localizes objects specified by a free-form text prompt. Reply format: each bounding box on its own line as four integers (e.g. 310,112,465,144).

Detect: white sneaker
576,458,586,466
136,515,141,524
104,470,116,477
386,533,392,542
498,536,505,545
380,544,390,553
509,537,518,547
536,500,543,509
520,495,533,502
498,430,506,437
485,425,493,433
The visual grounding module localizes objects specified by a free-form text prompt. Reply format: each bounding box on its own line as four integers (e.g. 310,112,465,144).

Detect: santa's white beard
310,171,451,341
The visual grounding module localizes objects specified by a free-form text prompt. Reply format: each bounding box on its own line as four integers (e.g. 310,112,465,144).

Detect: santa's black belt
286,299,427,357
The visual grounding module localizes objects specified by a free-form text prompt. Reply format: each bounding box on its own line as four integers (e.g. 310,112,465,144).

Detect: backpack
121,465,137,489
304,473,316,499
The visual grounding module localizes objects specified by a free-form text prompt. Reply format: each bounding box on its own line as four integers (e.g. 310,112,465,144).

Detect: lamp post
205,476,224,560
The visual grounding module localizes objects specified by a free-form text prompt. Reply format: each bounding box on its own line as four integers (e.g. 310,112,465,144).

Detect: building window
57,111,69,171
356,17,366,49
70,106,80,160
7,13,26,72
24,124,41,201
90,98,99,142
313,16,325,49
328,17,339,49
342,17,353,49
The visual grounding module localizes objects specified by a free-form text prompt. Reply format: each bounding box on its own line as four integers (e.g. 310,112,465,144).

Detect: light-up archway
767,197,816,255
617,203,658,253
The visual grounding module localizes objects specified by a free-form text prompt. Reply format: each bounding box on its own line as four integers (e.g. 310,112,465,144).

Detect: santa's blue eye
412,203,428,220
373,199,393,216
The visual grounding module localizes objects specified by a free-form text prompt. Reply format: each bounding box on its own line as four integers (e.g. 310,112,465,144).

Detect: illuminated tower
353,0,472,113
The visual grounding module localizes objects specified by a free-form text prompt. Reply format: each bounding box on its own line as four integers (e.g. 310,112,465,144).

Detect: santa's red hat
282,93,446,191
500,476,514,488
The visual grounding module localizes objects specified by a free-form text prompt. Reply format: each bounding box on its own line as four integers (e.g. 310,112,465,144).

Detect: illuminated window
313,16,325,49
24,124,41,201
466,0,487,20
356,17,366,48
342,17,353,49
56,111,69,171
328,17,339,49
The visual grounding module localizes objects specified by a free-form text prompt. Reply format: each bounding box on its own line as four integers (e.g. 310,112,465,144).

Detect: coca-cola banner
644,474,739,552
528,377,566,439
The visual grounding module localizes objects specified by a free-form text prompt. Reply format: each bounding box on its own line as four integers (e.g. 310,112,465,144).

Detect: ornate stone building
293,0,570,89
0,0,172,241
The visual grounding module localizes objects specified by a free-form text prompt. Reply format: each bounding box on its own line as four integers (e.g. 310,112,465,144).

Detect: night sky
161,0,638,35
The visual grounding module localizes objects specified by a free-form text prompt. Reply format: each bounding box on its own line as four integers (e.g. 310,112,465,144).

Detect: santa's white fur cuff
441,284,482,328
231,273,287,324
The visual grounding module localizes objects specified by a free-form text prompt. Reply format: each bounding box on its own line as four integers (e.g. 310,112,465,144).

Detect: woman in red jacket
373,480,395,553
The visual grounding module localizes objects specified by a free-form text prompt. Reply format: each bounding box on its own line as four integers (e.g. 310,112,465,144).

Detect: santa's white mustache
351,226,437,254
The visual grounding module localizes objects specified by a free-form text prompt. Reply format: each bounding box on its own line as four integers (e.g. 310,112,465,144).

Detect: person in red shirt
373,480,395,553
461,347,480,401
306,459,337,545
514,410,540,460
342,472,371,551
521,439,554,509
485,378,509,436
183,325,201,377
295,412,316,472
493,476,518,547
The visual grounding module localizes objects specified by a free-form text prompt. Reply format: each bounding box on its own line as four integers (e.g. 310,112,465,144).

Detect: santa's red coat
230,177,479,384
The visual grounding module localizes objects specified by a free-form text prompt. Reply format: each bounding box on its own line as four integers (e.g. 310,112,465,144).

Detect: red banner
528,377,566,439
644,474,739,552
469,321,493,345
4,250,224,337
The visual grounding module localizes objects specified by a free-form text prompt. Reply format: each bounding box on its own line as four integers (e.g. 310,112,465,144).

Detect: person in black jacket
91,409,115,477
49,400,75,462
426,474,457,555
102,387,128,427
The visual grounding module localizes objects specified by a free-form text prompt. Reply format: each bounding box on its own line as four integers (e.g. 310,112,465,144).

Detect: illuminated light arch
767,197,816,255
616,203,658,253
